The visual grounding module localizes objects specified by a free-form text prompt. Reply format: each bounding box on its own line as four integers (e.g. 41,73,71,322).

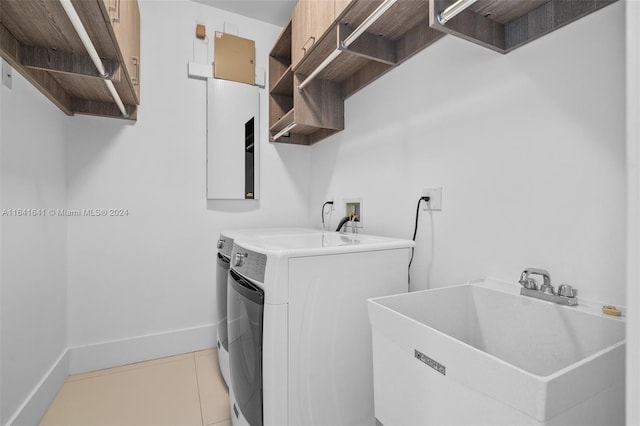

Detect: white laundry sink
368,280,626,426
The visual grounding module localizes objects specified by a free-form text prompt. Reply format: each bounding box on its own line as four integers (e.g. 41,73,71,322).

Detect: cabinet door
334,0,352,18
291,1,310,70
127,0,140,101
104,0,140,103
291,0,334,70
310,0,334,39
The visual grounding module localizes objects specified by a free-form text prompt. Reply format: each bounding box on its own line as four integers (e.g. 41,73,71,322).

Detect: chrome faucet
519,267,552,293
518,267,578,306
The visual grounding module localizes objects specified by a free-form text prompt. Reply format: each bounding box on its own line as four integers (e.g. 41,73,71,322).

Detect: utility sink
368,280,626,426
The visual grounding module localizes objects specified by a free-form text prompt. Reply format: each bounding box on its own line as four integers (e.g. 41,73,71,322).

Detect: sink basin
368,279,626,425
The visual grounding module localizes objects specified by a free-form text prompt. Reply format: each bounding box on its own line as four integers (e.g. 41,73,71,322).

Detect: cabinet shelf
270,108,295,133
270,21,293,62
270,65,294,96
268,108,317,144
269,15,344,146
269,108,329,137
429,0,618,53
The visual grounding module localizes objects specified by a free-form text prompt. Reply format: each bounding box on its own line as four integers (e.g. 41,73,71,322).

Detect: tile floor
39,349,231,426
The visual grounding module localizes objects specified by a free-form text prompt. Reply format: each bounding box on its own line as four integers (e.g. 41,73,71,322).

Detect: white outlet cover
422,187,442,210
2,60,12,90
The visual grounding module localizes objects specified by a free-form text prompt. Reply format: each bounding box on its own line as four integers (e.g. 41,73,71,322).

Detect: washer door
228,269,264,426
216,253,230,351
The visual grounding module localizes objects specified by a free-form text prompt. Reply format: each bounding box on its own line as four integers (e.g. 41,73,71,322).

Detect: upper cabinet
334,0,353,19
103,0,141,103
269,21,344,145
270,0,443,144
292,0,337,69
0,0,140,120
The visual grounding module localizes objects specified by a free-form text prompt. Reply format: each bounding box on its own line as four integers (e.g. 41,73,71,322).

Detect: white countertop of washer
234,232,414,258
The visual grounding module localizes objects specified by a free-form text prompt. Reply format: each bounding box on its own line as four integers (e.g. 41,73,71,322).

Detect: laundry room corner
63,0,313,373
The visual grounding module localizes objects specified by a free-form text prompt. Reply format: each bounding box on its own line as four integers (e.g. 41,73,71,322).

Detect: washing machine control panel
230,244,267,283
217,236,234,258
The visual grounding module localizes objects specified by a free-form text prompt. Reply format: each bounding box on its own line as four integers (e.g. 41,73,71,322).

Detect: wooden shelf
268,0,444,145
270,108,295,133
0,0,139,119
269,14,345,146
270,65,294,96
294,0,445,99
270,21,293,62
269,108,325,137
429,0,618,53
269,108,316,145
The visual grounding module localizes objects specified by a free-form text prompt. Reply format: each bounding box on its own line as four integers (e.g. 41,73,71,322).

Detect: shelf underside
430,0,619,53
0,0,137,119
469,0,550,24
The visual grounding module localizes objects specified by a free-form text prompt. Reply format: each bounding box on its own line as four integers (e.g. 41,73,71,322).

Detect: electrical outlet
2,60,12,90
422,187,442,210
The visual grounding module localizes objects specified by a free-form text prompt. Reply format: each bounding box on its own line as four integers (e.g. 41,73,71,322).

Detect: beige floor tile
40,356,202,426
67,352,195,383
195,349,230,425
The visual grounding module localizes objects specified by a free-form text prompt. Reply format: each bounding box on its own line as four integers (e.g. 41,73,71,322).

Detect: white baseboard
69,324,217,374
5,325,215,425
8,350,69,426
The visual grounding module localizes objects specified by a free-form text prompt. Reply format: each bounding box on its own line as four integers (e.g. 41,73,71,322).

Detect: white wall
0,71,68,424
310,2,626,305
0,60,3,426
626,0,640,422
65,0,311,362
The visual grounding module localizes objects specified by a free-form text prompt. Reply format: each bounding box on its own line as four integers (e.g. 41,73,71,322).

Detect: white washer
215,228,322,387
227,232,413,426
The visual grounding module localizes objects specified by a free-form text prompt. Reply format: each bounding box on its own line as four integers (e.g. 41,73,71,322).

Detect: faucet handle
521,278,538,290
558,284,575,298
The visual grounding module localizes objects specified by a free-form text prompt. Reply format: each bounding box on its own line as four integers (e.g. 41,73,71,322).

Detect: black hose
335,216,350,232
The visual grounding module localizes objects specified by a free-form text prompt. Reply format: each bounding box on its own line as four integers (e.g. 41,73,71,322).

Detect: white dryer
227,232,413,426
215,228,322,387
